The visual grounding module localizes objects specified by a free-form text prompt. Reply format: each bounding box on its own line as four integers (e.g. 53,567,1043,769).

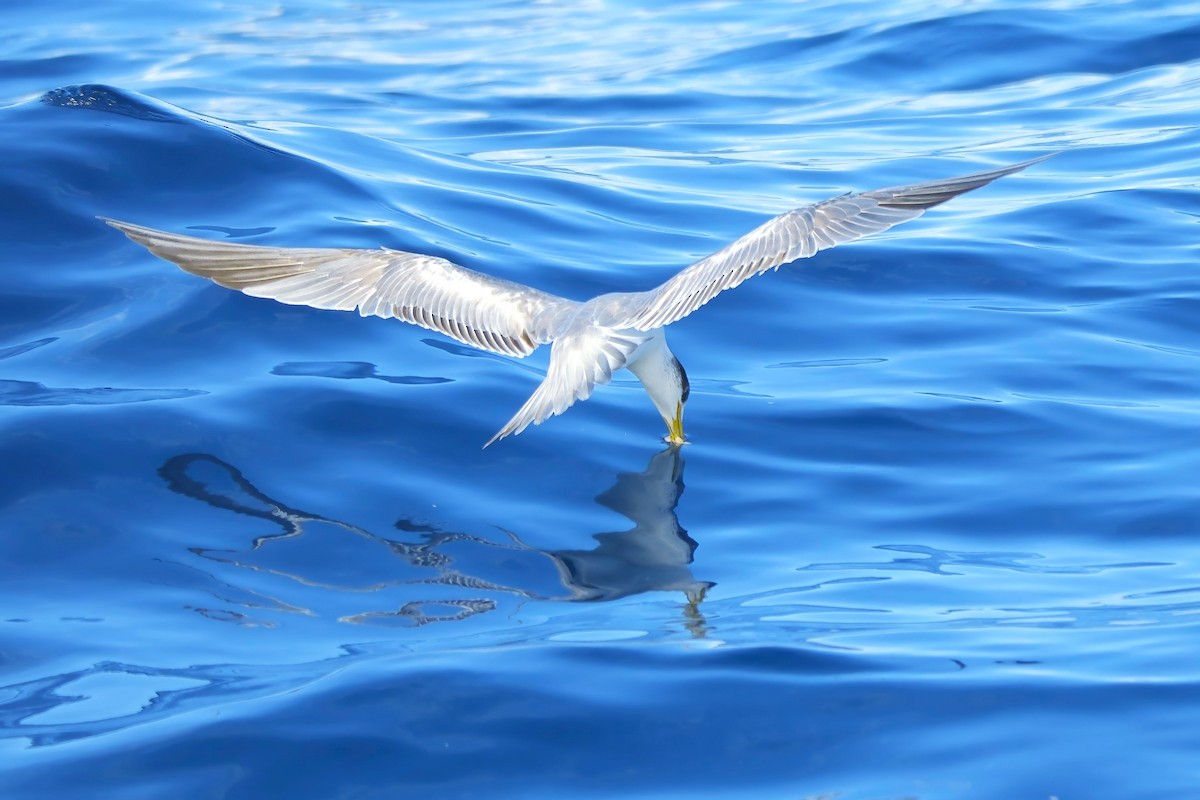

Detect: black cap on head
673,356,690,404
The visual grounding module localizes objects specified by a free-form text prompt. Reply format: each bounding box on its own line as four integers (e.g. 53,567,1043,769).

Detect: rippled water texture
3,1,1200,797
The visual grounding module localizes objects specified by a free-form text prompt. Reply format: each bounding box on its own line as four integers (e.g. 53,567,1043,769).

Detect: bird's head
627,333,690,447
672,355,691,443
662,355,689,446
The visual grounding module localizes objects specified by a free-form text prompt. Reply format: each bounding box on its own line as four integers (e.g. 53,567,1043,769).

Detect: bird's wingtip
1003,151,1058,173
99,217,143,237
482,425,512,449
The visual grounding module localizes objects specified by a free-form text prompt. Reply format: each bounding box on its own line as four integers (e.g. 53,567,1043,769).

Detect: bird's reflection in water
158,448,713,635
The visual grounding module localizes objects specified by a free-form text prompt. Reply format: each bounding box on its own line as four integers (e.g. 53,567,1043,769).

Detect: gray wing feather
485,327,645,447
103,219,571,357
625,155,1051,330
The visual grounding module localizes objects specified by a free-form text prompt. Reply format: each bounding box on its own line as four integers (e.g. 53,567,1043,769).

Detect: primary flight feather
104,154,1049,446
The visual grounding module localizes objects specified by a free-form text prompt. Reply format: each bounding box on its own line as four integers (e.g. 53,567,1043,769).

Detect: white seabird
104,154,1048,446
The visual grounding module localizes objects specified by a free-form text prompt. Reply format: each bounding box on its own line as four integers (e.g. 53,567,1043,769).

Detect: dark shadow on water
0,336,57,361
271,361,452,386
188,225,275,238
0,336,206,406
421,337,545,377
0,379,206,406
158,447,713,633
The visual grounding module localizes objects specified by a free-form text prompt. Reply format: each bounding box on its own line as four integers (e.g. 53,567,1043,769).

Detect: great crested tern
104,154,1048,446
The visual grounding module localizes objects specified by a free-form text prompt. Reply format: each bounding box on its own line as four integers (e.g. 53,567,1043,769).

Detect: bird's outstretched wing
104,219,571,358
624,155,1051,330
485,327,646,447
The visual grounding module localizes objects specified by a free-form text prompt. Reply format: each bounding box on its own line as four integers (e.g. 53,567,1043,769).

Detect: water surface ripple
2,1,1200,798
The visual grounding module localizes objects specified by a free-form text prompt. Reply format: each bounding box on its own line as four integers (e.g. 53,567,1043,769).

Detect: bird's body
105,154,1048,446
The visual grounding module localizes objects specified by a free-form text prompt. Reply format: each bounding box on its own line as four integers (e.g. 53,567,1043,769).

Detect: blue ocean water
3,0,1200,796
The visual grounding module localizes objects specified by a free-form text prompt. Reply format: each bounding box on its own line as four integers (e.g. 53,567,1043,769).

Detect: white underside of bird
104,154,1049,446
